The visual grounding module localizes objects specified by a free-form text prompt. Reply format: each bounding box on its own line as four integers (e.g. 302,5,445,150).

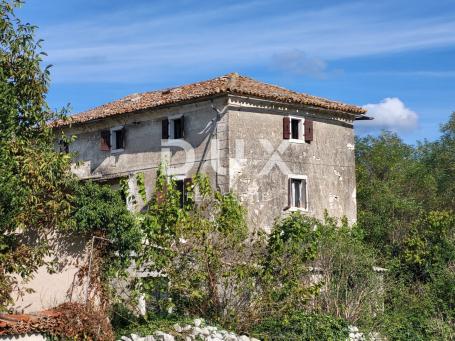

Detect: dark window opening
59,140,69,153
173,117,184,139
291,119,300,139
174,178,193,208
114,129,124,150
175,179,185,208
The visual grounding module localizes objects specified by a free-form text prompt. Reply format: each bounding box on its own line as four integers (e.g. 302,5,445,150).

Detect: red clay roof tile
54,72,366,127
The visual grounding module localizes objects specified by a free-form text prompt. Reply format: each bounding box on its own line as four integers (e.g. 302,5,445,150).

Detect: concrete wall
226,96,357,232
13,235,87,313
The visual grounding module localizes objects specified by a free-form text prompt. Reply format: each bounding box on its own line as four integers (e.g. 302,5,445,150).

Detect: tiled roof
54,73,366,127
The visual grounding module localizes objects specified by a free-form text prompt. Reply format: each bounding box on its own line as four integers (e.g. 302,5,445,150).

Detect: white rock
183,324,192,331
238,336,250,341
349,326,359,332
130,334,143,341
194,318,203,327
201,327,210,336
224,335,238,341
173,323,182,332
153,331,175,341
213,332,224,339
144,336,155,341
251,338,261,341
192,327,203,336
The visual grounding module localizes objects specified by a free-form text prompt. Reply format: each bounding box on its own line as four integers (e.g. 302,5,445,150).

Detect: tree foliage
0,0,73,309
356,115,455,339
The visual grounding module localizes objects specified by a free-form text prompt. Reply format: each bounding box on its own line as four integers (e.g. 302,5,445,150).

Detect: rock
194,318,203,327
153,331,175,341
213,332,224,339
192,327,203,336
200,327,210,336
225,334,238,341
130,334,143,341
239,336,250,341
184,337,194,341
144,336,155,341
251,338,261,341
173,323,182,333
349,326,359,332
183,324,192,331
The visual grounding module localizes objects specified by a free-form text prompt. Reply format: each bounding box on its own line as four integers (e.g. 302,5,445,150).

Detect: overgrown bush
121,168,321,332
309,215,380,326
251,311,349,341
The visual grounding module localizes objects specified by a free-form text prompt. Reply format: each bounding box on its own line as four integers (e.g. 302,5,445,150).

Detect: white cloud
360,98,419,131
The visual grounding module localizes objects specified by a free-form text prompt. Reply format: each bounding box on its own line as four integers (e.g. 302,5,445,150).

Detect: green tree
0,0,73,309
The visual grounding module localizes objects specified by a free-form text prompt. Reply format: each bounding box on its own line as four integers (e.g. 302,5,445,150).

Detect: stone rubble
118,319,260,341
118,319,377,341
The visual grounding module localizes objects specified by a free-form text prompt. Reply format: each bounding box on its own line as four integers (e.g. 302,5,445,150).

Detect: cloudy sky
18,0,455,143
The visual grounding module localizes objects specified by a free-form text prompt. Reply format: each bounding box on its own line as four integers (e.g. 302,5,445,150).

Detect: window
172,176,192,208
288,175,308,210
173,117,184,139
291,118,301,139
99,127,126,152
283,116,314,143
175,179,185,208
100,130,111,151
110,126,125,152
59,139,69,153
162,116,185,139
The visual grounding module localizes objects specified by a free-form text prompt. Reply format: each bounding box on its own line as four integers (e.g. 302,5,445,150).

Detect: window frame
287,174,309,211
110,125,125,153
168,114,184,140
286,115,306,143
168,175,186,208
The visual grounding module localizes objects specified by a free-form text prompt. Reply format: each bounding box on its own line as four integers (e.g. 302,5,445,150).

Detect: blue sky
18,0,455,144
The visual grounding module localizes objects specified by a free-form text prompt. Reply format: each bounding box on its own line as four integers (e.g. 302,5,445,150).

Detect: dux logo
259,139,291,176
160,138,291,176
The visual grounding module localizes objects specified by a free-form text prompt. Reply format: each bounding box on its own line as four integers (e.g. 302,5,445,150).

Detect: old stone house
14,73,368,314
55,72,367,230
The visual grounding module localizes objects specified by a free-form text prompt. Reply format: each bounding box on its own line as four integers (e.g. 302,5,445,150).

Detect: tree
355,122,455,339
0,0,73,309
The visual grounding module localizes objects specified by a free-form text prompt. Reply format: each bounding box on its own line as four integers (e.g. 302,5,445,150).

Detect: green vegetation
251,312,349,341
356,119,455,339
0,0,74,308
0,0,454,339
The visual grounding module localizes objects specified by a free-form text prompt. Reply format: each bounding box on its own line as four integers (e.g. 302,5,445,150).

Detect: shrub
251,311,349,341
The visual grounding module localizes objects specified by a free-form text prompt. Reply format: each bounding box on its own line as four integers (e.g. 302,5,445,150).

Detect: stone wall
226,95,357,231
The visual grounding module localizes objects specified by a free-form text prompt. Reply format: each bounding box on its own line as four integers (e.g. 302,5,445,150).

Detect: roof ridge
53,72,366,127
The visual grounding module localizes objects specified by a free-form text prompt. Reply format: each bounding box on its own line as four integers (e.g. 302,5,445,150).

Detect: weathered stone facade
58,93,358,230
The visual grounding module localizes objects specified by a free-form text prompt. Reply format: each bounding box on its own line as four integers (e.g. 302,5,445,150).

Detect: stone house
14,73,368,313
55,72,367,230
